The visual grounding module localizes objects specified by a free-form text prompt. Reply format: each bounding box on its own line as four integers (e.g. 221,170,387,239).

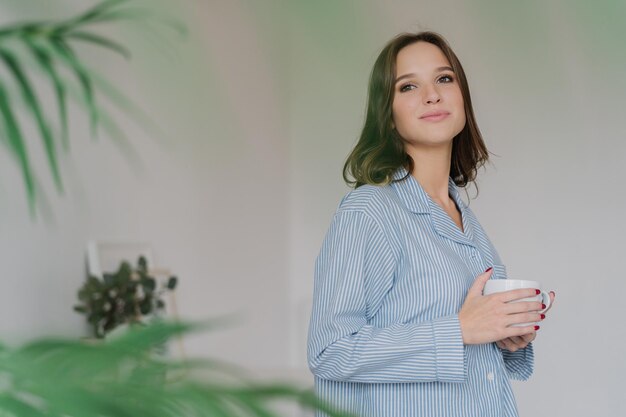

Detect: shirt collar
390,167,467,215
390,166,476,248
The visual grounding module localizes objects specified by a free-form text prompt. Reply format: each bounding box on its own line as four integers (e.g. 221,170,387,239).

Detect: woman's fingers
506,324,538,339
500,338,514,351
497,332,537,352
505,312,543,327
503,300,544,314
520,332,537,344
497,288,541,303
499,337,519,352
497,322,540,352
510,335,525,345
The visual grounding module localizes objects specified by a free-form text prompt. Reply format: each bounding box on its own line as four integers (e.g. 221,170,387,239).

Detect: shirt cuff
431,315,467,383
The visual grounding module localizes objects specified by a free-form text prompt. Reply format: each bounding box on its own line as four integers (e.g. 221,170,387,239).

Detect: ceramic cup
483,279,551,327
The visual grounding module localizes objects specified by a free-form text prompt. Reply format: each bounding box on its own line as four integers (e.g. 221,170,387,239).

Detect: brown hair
343,31,489,188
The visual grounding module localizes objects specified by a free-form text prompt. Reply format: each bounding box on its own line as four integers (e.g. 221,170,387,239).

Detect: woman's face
391,41,466,150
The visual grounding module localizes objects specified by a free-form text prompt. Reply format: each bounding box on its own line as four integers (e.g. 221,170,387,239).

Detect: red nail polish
485,267,493,272
534,325,540,331
542,304,546,309
535,289,541,295
540,314,545,320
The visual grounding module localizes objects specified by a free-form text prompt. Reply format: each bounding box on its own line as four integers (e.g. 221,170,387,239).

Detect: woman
307,31,556,417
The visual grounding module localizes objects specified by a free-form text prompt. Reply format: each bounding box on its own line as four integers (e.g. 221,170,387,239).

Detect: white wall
1,1,624,416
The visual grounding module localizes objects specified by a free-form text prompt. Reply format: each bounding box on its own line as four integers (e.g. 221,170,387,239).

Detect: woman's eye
400,75,454,92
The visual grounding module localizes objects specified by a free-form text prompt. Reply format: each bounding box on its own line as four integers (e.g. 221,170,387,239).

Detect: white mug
483,279,551,327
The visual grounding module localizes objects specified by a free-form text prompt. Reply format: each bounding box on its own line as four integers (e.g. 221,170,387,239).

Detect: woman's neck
405,143,452,204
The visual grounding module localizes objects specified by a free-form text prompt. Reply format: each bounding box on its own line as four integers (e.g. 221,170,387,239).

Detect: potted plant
74,255,178,338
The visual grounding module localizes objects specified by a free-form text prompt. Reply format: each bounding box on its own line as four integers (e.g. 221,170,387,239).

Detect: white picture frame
86,240,155,277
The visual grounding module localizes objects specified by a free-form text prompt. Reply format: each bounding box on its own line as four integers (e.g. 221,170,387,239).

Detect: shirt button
487,372,495,381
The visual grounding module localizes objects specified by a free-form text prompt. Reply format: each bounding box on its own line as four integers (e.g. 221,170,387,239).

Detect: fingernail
535,289,541,295
534,325,540,331
540,314,545,320
542,304,546,309
485,267,493,272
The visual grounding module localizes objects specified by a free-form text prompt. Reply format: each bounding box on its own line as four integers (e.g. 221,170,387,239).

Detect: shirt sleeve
498,342,534,381
307,209,467,383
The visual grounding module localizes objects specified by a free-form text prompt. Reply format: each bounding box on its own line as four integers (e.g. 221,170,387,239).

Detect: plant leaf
73,305,87,313
23,37,69,150
90,71,163,140
83,9,187,36
0,47,63,193
0,78,35,210
231,393,276,417
0,393,49,417
48,37,99,137
66,31,131,59
141,277,156,293
167,276,178,290
105,320,195,354
139,298,152,315
63,81,144,172
137,256,148,273
0,22,45,38
56,0,130,32
3,321,358,417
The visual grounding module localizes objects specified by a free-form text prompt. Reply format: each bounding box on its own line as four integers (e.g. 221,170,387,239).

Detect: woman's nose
423,85,441,104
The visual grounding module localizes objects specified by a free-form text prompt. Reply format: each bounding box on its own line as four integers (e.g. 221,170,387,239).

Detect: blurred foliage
0,0,181,215
74,256,178,338
0,321,355,417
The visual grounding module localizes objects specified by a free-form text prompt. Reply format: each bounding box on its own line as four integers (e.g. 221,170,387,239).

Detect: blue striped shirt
307,168,533,417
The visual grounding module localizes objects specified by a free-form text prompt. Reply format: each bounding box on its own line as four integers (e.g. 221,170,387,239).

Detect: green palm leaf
65,31,131,59
24,37,69,150
0,47,63,193
0,22,44,38
0,0,178,214
48,37,99,137
92,73,163,141
0,321,356,417
57,0,131,32
0,394,50,417
84,9,188,36
0,79,35,212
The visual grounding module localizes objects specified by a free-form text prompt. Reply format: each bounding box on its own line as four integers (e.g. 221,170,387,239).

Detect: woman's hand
458,268,545,345
496,291,556,352
495,333,536,352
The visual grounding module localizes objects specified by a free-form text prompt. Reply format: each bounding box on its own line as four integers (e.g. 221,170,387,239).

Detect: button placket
465,247,483,275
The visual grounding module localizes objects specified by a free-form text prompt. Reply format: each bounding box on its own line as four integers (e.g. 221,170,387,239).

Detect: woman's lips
420,112,450,122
